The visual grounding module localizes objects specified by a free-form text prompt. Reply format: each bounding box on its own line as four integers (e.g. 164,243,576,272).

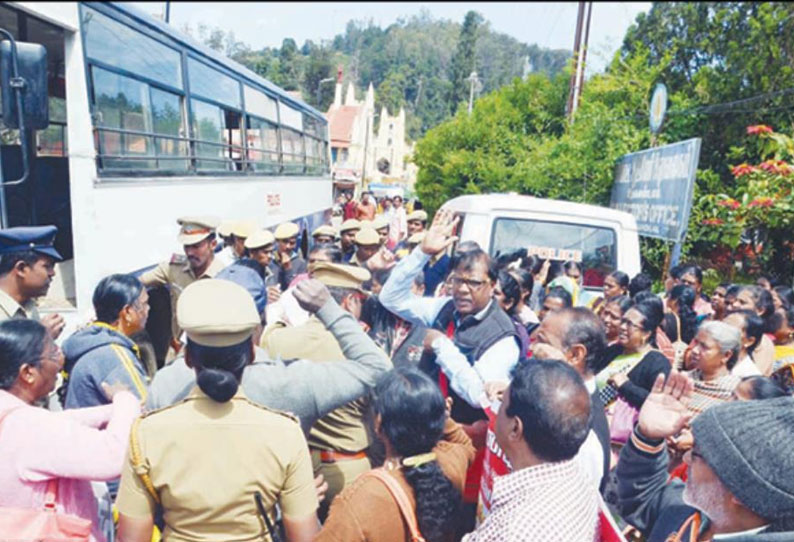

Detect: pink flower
747,125,773,135
731,163,758,177
759,160,792,175
747,197,775,208
717,198,741,210
702,218,724,226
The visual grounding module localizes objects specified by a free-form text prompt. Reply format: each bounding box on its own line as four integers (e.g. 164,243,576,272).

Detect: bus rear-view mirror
0,40,48,130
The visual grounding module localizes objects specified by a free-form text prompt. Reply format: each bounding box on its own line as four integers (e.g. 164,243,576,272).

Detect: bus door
0,4,74,311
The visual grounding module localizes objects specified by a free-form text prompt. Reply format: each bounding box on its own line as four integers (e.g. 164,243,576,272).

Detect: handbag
365,469,426,542
608,396,639,445
0,407,92,541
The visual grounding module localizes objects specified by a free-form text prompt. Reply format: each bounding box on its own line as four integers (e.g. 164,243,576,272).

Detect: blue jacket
63,324,148,409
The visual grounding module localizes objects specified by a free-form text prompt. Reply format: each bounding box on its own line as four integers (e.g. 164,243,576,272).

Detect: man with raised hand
617,371,794,542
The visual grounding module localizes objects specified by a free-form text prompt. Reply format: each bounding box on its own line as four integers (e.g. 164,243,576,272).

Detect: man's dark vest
430,299,518,424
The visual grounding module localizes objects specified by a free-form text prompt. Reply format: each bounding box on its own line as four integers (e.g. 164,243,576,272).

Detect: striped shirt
463,459,598,541
684,370,740,418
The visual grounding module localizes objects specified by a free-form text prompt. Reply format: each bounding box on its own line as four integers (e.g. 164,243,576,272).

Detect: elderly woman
685,321,742,417
0,319,140,542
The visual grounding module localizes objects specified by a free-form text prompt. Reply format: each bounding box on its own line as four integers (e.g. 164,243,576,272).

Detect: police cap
407,210,428,223
309,261,371,291
339,219,361,233
177,279,260,347
177,216,218,245
312,225,337,239
274,222,299,240
0,225,62,261
354,228,380,246
244,230,276,250
371,216,389,231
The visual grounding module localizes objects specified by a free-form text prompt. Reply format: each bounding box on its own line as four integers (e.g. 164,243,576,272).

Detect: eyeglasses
620,317,644,331
451,276,488,290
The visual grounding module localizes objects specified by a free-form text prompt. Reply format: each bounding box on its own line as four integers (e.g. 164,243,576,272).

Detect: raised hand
421,208,459,256
293,279,331,313
637,372,694,440
41,313,65,340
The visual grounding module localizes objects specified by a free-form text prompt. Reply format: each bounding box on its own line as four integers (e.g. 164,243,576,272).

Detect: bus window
187,57,240,109
82,6,182,89
491,217,618,288
37,97,67,157
190,98,232,171
279,102,304,174
93,67,188,171
246,116,280,173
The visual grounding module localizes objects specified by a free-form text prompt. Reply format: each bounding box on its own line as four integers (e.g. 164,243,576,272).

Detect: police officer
371,215,390,247
338,219,360,263
116,279,320,540
260,262,372,520
0,225,65,338
273,222,307,291
244,229,279,288
140,217,225,356
349,228,381,269
406,210,428,236
312,225,337,246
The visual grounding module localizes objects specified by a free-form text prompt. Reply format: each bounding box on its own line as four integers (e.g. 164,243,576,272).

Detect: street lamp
316,77,335,109
361,111,380,186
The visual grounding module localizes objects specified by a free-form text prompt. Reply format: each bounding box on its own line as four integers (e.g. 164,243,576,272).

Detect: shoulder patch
169,253,187,265
242,397,300,425
139,395,192,419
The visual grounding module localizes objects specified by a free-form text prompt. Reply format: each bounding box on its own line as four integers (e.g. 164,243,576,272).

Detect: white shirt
732,355,762,378
576,378,605,488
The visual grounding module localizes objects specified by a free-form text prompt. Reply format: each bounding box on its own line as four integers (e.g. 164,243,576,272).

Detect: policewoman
116,279,319,541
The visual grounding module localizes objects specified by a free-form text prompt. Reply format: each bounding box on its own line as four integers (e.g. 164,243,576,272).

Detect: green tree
278,38,301,91
447,11,484,115
303,45,335,109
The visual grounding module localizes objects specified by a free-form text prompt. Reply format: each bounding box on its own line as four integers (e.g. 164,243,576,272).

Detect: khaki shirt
260,318,372,453
140,256,225,340
116,388,317,541
0,289,39,322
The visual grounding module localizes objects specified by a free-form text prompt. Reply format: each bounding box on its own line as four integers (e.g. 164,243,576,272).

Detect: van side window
491,218,617,288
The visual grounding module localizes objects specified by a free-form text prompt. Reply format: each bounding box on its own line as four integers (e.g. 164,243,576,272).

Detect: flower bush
689,125,794,278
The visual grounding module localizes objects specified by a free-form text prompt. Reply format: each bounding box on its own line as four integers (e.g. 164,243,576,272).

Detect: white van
441,194,641,292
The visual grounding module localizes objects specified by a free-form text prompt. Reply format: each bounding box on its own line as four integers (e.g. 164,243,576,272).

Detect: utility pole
566,2,586,123
571,2,593,118
316,77,334,109
164,1,170,23
467,71,480,115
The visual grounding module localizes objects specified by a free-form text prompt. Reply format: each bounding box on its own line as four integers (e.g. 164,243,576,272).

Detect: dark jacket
604,345,671,408
63,324,148,408
363,296,426,368
431,299,518,424
590,391,611,493
617,427,792,542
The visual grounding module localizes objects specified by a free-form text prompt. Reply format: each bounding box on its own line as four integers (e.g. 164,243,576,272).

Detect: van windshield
491,217,617,288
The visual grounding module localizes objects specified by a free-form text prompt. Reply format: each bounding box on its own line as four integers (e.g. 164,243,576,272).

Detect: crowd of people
0,196,792,542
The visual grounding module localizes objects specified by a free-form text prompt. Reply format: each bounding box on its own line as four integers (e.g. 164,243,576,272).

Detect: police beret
244,230,276,250
217,221,235,238
312,225,337,238
177,279,260,347
355,228,380,246
339,219,361,233
177,216,219,245
371,216,389,230
309,261,371,290
0,225,62,261
274,222,299,240
407,210,428,223
229,220,256,239
407,232,426,244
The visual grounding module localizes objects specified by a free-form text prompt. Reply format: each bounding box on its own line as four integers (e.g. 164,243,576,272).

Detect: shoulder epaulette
242,397,300,425
139,395,192,419
169,253,187,265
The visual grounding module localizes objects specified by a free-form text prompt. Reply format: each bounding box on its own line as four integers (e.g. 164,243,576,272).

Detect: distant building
325,67,416,195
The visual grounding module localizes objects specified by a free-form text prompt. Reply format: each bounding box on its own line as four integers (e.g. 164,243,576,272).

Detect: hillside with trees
183,10,570,139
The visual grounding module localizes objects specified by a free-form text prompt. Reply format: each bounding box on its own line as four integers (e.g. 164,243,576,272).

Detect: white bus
0,2,333,343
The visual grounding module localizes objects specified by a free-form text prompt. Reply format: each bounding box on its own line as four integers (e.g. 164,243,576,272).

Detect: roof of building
327,105,361,148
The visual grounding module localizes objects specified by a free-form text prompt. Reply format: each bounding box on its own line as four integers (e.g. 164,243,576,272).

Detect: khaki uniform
0,289,39,322
116,388,317,541
260,317,372,518
140,256,226,340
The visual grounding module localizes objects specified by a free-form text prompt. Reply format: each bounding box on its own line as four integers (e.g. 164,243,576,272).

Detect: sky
129,2,651,76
